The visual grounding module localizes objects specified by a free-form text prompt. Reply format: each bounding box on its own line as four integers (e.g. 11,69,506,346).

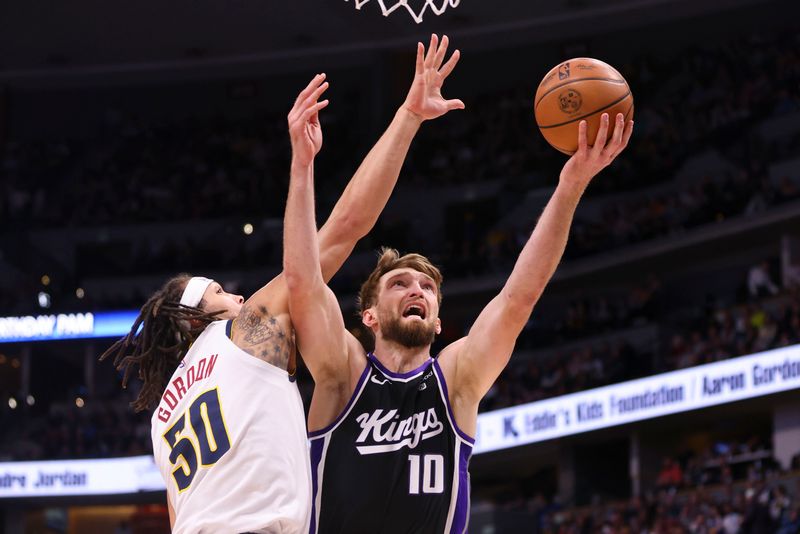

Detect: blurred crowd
481,267,800,412
0,397,150,461
655,437,778,491
493,437,800,533
0,104,358,229
533,480,800,533
1,29,799,316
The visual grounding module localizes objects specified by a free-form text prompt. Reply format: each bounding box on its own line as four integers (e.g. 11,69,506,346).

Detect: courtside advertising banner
0,310,138,343
475,344,800,454
0,455,164,498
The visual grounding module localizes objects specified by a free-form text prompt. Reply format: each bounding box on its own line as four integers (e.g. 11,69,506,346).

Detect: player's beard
380,311,436,348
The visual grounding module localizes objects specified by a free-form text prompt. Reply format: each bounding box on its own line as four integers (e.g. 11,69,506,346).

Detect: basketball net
345,0,460,24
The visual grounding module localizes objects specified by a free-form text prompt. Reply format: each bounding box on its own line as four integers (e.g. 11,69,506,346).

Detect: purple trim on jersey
432,360,475,444
308,363,370,438
450,441,473,534
309,438,325,534
368,352,432,379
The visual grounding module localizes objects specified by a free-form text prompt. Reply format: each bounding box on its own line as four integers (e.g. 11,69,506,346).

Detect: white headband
180,277,214,308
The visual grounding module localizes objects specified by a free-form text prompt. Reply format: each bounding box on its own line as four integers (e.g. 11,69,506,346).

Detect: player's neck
373,339,431,374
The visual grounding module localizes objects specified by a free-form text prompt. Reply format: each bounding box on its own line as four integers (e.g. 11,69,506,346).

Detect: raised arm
283,159,351,382
234,37,463,372
231,75,332,370
282,82,363,429
317,34,464,281
443,113,634,415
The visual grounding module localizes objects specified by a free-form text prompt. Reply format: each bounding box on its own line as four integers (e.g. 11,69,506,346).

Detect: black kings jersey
309,353,474,534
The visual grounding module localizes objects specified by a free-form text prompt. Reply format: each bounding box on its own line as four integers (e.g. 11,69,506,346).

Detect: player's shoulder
433,337,468,387
436,338,467,366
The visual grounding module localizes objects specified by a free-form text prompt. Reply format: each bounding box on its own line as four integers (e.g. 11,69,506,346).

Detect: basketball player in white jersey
284,36,634,530
101,35,464,534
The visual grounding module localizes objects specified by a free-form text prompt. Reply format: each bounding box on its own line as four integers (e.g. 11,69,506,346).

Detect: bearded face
378,307,437,348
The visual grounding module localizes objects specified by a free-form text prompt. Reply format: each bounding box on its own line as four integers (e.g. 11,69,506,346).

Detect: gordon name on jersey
155,353,218,423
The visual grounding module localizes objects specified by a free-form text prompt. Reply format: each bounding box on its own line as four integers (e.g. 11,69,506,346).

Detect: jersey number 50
162,388,232,492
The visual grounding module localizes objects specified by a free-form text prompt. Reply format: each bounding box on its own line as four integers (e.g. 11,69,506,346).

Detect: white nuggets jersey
151,319,311,534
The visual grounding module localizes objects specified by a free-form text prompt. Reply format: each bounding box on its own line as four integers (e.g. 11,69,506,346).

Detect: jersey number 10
162,388,232,492
408,454,444,495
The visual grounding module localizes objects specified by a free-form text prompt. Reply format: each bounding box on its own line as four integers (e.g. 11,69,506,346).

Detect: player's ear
435,318,441,335
189,318,204,330
362,309,378,329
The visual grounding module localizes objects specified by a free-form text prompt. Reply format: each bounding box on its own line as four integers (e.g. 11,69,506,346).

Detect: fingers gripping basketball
535,58,634,155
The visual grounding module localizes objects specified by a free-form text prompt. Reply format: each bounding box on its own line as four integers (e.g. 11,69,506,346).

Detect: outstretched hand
560,113,634,190
402,34,465,121
288,74,330,167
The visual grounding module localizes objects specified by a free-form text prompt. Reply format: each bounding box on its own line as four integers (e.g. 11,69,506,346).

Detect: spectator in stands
776,507,800,534
742,484,778,533
783,261,800,290
656,457,684,490
748,260,780,299
722,503,743,534
770,485,793,528
776,176,800,203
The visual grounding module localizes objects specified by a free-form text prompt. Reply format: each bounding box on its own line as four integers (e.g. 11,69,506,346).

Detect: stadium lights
10,358,20,369
41,275,50,286
243,223,254,235
76,288,85,299
37,292,51,309
26,395,35,406
75,397,85,408
8,398,17,410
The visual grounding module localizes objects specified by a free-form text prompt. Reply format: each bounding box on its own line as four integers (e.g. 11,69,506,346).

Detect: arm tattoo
234,304,293,370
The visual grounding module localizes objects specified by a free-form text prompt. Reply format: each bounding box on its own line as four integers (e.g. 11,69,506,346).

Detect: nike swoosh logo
370,375,389,385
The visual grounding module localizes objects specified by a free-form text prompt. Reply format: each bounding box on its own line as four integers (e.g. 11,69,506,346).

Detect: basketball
534,58,634,155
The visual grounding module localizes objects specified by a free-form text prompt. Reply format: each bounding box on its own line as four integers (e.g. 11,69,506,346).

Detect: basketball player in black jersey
285,34,634,534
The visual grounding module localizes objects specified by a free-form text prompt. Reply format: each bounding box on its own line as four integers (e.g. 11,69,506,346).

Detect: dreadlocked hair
99,274,223,412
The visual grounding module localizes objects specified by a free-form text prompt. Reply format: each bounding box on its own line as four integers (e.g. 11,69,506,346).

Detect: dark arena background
2,0,800,532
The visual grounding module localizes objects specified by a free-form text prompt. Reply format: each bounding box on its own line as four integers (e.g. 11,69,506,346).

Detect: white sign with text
0,455,164,498
475,344,800,454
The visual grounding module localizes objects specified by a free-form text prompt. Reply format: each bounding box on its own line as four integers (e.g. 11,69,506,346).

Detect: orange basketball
534,58,634,155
